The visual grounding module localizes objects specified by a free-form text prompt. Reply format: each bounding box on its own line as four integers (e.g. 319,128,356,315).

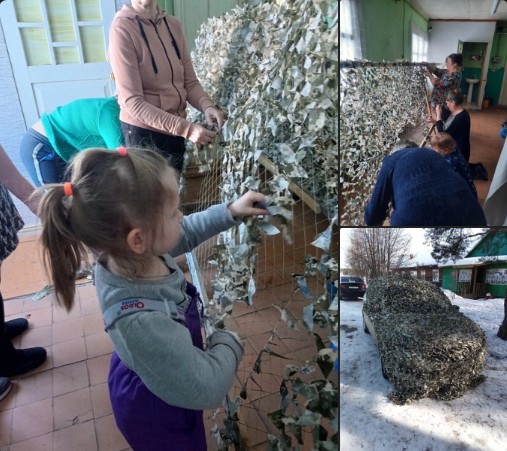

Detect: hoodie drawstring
163,17,181,61
136,16,158,74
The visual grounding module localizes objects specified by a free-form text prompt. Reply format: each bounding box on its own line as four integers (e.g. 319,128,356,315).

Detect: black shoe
4,318,29,339
0,347,47,378
0,377,11,401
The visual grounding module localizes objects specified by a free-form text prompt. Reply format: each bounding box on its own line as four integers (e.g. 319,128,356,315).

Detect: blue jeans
19,129,67,187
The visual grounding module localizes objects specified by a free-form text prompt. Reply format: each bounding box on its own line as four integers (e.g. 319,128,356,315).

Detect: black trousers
0,291,15,356
120,121,186,174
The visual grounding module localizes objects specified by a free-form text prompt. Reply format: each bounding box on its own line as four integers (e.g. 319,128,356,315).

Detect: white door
0,0,116,128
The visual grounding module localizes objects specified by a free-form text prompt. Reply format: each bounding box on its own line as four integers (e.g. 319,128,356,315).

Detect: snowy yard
340,292,507,451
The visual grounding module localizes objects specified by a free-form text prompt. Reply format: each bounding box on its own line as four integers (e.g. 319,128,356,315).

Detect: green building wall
484,262,507,297
359,0,428,61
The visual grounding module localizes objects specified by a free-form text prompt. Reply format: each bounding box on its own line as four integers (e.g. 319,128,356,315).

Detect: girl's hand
187,124,217,145
204,106,226,132
228,191,270,219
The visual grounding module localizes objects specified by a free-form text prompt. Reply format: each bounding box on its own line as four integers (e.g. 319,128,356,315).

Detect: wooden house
441,231,507,299
391,250,443,286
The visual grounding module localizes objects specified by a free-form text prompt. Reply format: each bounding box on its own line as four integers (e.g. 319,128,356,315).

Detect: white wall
428,20,496,109
428,20,496,64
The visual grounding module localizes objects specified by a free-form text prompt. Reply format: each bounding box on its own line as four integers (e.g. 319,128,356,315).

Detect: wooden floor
467,107,506,206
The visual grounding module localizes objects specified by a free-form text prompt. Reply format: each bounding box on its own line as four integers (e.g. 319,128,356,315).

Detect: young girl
36,146,269,450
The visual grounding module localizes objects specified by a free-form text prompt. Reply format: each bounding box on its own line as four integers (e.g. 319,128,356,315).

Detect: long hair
36,147,178,311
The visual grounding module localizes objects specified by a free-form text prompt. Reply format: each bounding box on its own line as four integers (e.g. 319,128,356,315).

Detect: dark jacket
436,110,471,162
364,147,486,226
444,150,477,198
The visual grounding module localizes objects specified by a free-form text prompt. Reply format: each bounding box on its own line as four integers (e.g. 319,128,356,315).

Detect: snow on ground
340,291,507,451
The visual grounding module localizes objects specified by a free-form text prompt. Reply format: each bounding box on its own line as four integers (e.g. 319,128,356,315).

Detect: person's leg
120,122,185,173
19,129,67,186
0,290,47,378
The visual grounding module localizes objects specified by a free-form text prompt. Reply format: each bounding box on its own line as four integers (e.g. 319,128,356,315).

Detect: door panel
0,0,116,127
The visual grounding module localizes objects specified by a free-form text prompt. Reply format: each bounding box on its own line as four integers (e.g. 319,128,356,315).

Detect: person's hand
228,191,270,219
186,124,217,145
435,104,442,120
204,106,225,131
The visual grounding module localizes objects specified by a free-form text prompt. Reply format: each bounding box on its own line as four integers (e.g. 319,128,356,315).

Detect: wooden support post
258,155,321,214
419,123,436,148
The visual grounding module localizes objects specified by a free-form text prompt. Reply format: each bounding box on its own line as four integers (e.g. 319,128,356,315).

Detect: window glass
411,23,429,62
340,0,361,60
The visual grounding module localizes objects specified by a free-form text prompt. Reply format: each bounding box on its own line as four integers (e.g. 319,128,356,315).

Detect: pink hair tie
117,146,128,156
63,182,73,197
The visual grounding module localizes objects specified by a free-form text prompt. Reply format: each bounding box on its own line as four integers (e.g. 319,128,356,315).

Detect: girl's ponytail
36,183,87,311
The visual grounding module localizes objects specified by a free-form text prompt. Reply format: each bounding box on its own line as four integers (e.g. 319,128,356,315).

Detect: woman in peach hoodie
108,0,225,173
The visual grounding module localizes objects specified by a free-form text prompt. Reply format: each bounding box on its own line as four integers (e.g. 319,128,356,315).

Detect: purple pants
108,283,207,450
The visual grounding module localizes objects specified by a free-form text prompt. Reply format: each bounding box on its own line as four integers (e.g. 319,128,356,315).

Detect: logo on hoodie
120,299,145,311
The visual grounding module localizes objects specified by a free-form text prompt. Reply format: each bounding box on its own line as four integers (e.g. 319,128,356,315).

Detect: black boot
0,292,46,377
4,318,29,339
0,328,47,377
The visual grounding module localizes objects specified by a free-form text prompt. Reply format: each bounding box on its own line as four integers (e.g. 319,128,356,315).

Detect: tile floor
0,204,337,450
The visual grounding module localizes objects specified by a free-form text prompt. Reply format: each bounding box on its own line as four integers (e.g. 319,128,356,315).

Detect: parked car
339,276,366,300
362,275,487,405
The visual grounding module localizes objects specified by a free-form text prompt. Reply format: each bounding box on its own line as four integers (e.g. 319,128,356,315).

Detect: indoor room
340,0,507,226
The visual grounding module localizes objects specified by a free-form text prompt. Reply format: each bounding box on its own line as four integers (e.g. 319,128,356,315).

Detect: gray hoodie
94,203,244,409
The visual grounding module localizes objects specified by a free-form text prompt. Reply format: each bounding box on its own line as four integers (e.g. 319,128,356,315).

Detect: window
432,270,440,282
411,23,428,62
411,270,418,278
340,0,361,60
486,268,507,285
458,269,472,282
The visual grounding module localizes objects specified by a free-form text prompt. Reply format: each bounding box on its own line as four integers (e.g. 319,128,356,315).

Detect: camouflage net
363,276,487,405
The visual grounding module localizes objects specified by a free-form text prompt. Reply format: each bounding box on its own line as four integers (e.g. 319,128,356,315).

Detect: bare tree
345,228,412,280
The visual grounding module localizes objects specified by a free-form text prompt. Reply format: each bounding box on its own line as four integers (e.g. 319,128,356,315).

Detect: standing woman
0,144,47,384
108,0,225,173
424,53,463,122
435,89,471,162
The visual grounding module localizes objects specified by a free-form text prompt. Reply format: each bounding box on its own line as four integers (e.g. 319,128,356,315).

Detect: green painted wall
158,0,245,49
461,42,487,103
483,262,507,297
442,264,507,297
486,31,507,105
467,232,507,257
359,0,428,61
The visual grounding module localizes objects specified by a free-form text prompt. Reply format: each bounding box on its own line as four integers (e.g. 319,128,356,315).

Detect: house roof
396,249,439,269
439,255,507,268
465,230,493,257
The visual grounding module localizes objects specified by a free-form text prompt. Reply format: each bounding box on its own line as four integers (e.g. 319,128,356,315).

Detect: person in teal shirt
19,96,124,186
